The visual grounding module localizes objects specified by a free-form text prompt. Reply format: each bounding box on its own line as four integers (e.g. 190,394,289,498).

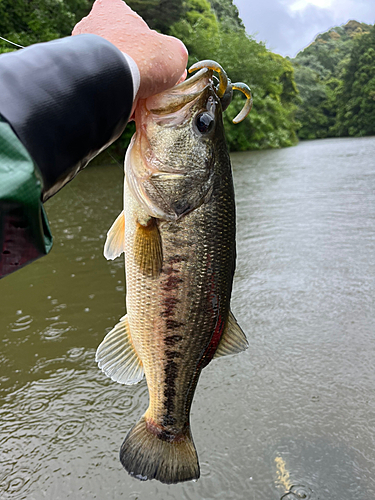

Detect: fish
96,60,252,484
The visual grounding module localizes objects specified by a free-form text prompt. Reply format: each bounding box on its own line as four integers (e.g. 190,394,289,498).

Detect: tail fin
120,415,200,484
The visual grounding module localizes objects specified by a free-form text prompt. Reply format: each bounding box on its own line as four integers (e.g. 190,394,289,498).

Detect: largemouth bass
97,60,252,484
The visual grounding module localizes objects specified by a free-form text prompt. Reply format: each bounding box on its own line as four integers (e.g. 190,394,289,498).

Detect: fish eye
195,112,214,134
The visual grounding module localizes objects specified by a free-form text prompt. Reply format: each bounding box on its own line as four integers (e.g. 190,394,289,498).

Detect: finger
136,34,188,99
176,69,188,85
73,0,188,100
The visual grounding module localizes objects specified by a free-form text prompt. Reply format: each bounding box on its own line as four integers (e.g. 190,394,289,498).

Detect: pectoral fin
104,210,125,260
134,217,163,277
96,314,144,385
213,311,248,359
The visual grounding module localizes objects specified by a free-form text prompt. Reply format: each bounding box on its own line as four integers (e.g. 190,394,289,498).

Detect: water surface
1,136,375,499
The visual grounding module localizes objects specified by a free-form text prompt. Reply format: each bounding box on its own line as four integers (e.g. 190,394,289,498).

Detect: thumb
73,0,188,100
136,33,188,100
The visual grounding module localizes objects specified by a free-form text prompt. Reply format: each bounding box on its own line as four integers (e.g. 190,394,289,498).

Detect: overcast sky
233,0,375,58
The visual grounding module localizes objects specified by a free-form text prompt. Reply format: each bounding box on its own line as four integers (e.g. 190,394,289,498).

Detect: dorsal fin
213,311,248,359
104,210,125,260
96,314,144,385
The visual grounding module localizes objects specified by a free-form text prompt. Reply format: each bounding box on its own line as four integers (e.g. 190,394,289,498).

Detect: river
1,136,374,499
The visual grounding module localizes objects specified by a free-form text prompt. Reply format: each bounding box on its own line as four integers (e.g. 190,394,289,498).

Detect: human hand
72,0,188,116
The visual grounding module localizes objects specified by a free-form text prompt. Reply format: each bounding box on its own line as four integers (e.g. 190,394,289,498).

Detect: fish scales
98,62,251,484
125,147,235,432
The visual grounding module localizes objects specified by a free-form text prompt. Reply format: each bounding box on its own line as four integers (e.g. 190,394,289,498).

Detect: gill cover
126,67,221,221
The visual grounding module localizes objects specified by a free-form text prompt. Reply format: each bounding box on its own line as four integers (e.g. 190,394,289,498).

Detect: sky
233,0,375,58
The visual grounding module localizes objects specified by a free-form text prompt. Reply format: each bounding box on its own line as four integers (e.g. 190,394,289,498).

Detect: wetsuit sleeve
0,34,135,201
0,34,136,278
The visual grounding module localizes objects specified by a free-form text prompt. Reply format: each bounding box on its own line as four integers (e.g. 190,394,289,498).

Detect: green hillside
292,20,375,139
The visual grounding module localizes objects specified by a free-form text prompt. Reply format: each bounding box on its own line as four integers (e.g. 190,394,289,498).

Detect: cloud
234,0,375,57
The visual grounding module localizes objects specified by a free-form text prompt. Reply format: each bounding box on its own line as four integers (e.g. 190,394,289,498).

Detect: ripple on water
67,347,86,359
10,315,33,332
93,381,149,433
55,419,85,441
111,382,149,414
11,396,50,419
182,449,251,500
31,363,77,384
281,485,315,500
0,467,34,500
41,321,71,340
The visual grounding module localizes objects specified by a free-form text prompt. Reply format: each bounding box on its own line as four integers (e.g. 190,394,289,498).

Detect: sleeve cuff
122,52,140,100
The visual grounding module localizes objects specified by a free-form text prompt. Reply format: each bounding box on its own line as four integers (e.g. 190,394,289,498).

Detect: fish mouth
145,68,212,117
146,60,252,124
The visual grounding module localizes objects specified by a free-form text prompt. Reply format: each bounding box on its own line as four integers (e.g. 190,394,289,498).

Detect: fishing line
0,36,24,49
66,182,89,211
106,150,124,171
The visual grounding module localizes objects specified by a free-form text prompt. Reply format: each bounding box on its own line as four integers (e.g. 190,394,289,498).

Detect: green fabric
0,117,52,277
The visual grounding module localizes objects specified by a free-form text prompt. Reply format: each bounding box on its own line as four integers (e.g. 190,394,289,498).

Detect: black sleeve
0,34,134,201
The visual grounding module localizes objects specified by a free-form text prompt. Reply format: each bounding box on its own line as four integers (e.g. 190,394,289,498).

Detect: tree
126,0,184,32
335,26,375,137
0,0,93,52
293,64,329,139
208,0,244,32
292,20,374,140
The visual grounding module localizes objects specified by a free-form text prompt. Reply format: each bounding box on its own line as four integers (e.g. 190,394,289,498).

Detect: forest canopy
0,1,374,155
292,20,375,140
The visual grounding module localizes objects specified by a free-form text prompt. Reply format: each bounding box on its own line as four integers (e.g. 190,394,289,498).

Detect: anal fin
96,314,144,385
213,310,248,359
134,217,163,277
104,210,125,260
